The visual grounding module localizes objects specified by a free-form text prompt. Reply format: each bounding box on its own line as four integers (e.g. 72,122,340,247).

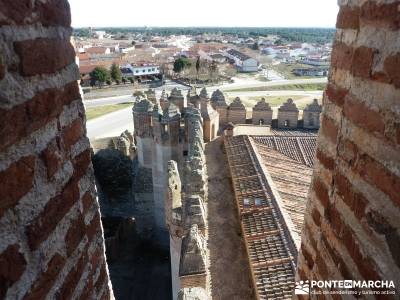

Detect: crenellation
252,98,273,126
277,98,299,129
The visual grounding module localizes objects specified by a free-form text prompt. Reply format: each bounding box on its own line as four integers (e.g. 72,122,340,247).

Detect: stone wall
297,0,400,296
0,1,112,299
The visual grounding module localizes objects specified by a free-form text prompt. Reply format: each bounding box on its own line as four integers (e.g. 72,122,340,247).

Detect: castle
131,87,323,299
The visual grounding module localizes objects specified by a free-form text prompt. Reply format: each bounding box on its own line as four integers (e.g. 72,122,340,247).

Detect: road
86,106,134,140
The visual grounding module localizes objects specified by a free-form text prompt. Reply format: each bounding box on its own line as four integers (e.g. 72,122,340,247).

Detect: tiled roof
225,133,317,299
225,136,297,300
252,136,317,168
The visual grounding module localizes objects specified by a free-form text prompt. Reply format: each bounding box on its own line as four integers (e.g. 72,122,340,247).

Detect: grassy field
86,103,134,120
270,63,317,79
224,82,326,93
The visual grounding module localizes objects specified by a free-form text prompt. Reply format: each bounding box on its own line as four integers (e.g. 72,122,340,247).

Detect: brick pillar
297,0,400,296
0,1,113,299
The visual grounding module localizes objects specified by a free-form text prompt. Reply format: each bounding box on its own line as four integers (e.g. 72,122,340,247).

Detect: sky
69,0,339,28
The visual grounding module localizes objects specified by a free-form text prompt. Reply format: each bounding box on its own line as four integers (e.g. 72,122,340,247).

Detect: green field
271,63,321,79
85,103,134,120
224,82,326,93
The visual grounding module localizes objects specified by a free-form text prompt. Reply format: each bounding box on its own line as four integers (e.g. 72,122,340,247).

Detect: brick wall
0,1,113,299
297,0,400,296
180,274,207,290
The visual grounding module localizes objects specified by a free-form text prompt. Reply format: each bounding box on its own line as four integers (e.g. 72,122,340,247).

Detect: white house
225,49,259,72
121,64,161,78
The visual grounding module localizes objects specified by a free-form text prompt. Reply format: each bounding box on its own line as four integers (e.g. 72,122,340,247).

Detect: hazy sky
69,0,339,28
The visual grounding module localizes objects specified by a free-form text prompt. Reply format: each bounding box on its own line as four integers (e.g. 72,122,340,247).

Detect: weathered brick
26,179,80,250
14,38,75,76
0,82,81,152
36,0,71,27
325,83,348,107
313,178,330,209
315,251,330,280
316,148,335,171
383,53,400,89
351,46,375,78
0,0,33,25
344,98,384,136
65,214,86,257
78,278,93,300
73,149,91,180
320,236,351,279
326,205,345,239
86,213,102,243
321,116,339,144
23,253,66,300
333,171,367,221
331,42,353,71
355,154,400,208
100,286,111,300
361,1,400,30
0,245,27,299
0,0,71,27
82,192,95,216
311,208,321,227
0,58,5,80
366,211,400,269
342,225,381,281
0,156,35,218
41,140,63,179
338,138,358,166
57,251,88,299
94,264,107,294
63,119,84,151
336,5,360,29
300,244,314,270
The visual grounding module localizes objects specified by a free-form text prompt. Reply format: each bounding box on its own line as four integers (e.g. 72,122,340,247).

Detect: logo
295,280,310,295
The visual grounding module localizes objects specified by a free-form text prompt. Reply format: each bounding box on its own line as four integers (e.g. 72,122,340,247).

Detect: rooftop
225,132,317,298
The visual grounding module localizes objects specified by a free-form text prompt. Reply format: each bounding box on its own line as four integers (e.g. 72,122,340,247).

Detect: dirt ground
205,138,255,300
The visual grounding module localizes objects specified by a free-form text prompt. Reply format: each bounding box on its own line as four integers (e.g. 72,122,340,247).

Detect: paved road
86,106,133,140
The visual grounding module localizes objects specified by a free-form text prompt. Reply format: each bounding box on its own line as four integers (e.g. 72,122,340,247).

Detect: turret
252,98,272,125
277,98,299,129
132,98,154,138
211,89,228,126
303,99,322,129
227,97,246,124
169,88,186,111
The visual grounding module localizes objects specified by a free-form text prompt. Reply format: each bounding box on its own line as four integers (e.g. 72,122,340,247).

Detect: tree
196,56,201,75
173,57,191,74
110,63,122,82
251,42,259,50
90,67,110,87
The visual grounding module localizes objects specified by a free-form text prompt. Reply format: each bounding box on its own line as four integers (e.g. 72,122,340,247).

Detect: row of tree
89,63,131,87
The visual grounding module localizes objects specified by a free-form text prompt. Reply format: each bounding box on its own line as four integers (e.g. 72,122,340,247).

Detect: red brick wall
297,0,400,297
0,1,113,299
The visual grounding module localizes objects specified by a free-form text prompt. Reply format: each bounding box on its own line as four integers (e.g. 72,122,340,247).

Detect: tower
228,97,246,124
151,103,182,248
132,98,154,168
277,98,299,129
303,99,322,129
169,87,186,111
199,87,219,142
252,98,273,125
210,89,228,126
